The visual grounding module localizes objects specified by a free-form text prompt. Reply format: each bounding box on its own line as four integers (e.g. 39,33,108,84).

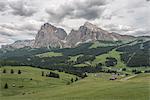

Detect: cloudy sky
0,0,150,46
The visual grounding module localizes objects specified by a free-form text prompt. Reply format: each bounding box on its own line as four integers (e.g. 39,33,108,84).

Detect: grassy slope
1,69,149,100
89,41,117,48
36,52,63,58
92,49,126,68
69,55,83,62
0,66,76,98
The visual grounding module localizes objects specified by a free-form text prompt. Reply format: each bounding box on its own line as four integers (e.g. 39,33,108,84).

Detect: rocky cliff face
65,22,135,47
1,40,35,50
33,23,67,48
2,22,136,49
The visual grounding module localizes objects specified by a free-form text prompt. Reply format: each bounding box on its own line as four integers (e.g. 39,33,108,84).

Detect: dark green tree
42,71,44,76
71,78,74,83
4,83,8,89
3,69,6,73
18,70,21,74
10,69,14,74
122,68,126,71
75,77,78,82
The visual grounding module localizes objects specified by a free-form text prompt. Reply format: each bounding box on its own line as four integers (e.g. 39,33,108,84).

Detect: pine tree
42,71,44,76
18,70,21,74
4,83,8,89
71,78,74,83
3,69,6,73
10,69,14,74
75,77,78,81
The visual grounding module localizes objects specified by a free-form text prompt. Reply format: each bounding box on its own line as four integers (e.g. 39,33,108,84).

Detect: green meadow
36,52,63,58
0,66,149,100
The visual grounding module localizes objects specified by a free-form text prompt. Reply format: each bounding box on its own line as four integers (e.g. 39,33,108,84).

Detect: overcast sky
0,0,150,46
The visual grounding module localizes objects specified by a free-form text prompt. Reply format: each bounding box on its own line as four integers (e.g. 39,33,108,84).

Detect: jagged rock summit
33,23,67,48
2,22,136,49
1,40,35,50
65,22,135,47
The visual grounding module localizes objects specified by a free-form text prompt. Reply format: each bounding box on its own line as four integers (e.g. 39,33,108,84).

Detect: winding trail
120,74,137,81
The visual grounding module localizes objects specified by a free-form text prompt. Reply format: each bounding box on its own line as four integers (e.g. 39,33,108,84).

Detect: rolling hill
0,66,149,100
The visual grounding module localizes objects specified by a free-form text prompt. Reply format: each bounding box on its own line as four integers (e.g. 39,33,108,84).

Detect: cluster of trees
120,50,149,67
76,55,95,64
132,69,142,74
2,69,21,74
0,42,117,77
54,43,116,56
144,70,150,73
42,71,60,78
117,41,150,67
105,57,117,67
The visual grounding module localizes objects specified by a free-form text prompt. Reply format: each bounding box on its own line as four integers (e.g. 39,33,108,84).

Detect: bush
135,71,142,74
144,70,150,73
122,68,126,71
132,69,137,73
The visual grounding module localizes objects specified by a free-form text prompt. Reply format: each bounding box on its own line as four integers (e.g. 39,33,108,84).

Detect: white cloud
0,0,149,47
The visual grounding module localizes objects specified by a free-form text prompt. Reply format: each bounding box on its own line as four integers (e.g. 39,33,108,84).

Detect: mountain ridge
1,22,148,49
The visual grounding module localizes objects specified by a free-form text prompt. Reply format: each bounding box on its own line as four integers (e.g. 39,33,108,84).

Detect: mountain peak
41,23,56,30
83,22,100,31
34,23,67,48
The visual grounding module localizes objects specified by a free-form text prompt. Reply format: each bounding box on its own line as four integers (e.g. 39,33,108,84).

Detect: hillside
0,40,149,70
0,66,149,100
0,66,77,97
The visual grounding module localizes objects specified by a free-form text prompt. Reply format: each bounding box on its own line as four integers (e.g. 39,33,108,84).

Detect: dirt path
120,74,137,81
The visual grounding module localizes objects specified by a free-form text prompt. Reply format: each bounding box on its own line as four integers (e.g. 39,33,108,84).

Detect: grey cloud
46,6,74,22
0,22,37,33
0,1,7,11
9,0,37,17
46,0,106,22
0,31,14,37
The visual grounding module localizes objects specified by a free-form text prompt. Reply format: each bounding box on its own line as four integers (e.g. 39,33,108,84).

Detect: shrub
144,70,150,73
135,71,142,74
122,68,126,71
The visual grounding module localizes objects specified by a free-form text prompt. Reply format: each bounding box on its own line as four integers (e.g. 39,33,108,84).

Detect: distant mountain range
1,22,150,49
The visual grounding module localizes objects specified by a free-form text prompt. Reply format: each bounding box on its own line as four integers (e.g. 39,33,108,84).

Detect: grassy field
0,66,149,100
0,66,76,98
69,55,83,62
36,52,63,58
89,41,117,48
92,49,126,68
